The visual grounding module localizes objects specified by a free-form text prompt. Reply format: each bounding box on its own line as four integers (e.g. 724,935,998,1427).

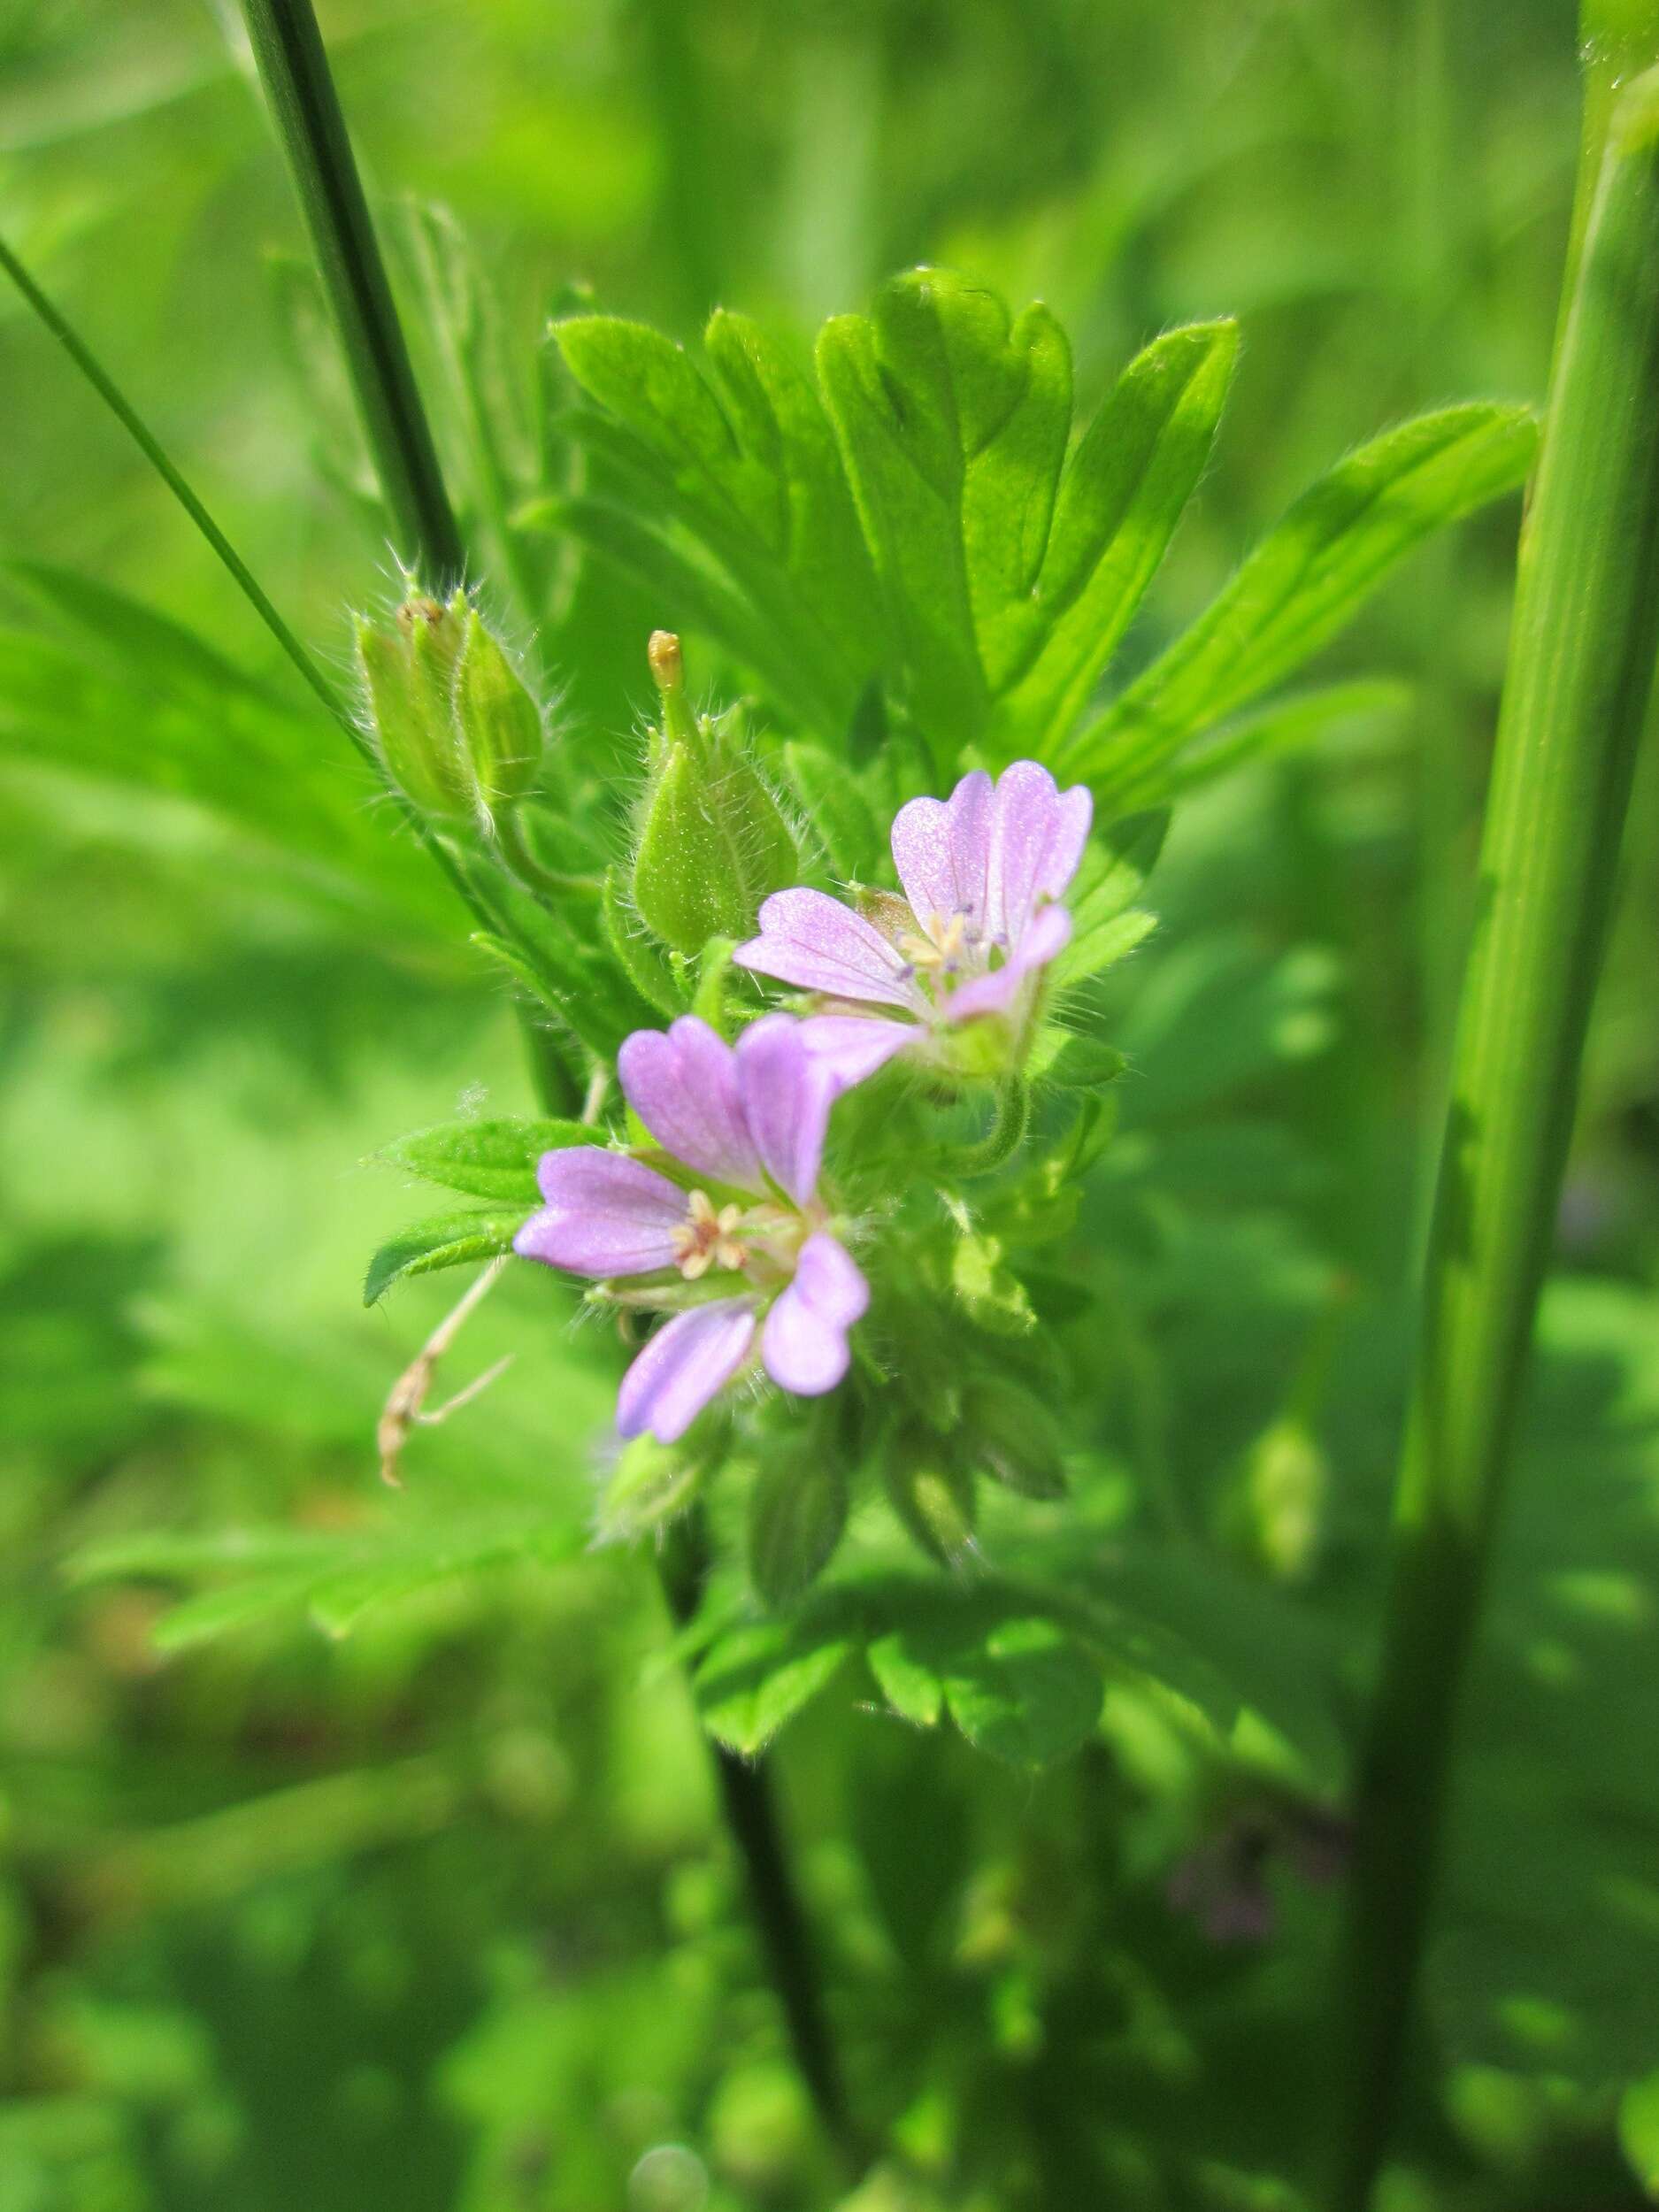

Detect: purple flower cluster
736,760,1091,1085
515,1016,866,1442
516,761,1091,1443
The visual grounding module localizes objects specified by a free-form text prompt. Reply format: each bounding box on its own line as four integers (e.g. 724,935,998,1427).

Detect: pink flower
513,1015,869,1444
733,761,1092,1081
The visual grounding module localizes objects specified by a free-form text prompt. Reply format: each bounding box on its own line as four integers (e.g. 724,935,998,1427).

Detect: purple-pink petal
616,1298,757,1441
618,1017,761,1191
945,903,1072,1022
734,1013,834,1206
733,888,920,1010
984,763,1093,947
761,1233,869,1396
796,1013,918,1087
514,1150,687,1277
890,794,957,942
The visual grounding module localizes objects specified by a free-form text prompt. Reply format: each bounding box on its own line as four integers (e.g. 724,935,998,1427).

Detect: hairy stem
240,0,466,587
1331,50,1659,2208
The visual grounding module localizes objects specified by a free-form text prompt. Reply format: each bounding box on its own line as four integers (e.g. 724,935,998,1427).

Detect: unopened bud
357,589,545,828
1238,1416,1326,1581
884,1430,977,1565
454,609,542,811
748,1453,849,1609
632,633,799,956
356,591,473,819
964,1379,1067,1500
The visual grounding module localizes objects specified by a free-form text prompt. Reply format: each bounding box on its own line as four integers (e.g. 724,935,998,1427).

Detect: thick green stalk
1332,58,1659,2209
240,0,466,587
236,4,854,2156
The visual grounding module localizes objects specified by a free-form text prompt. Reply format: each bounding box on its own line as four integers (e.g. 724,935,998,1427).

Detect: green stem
1331,54,1659,2209
0,231,368,766
235,6,856,2158
239,0,466,588
949,1078,1031,1179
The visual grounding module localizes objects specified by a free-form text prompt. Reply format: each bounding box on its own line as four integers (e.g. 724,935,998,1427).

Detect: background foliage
4,2,1658,2208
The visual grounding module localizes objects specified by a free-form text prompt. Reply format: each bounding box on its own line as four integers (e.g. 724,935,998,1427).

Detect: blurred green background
4,3,1658,2208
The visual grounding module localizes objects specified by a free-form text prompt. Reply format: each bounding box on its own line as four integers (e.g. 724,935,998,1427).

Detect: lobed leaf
1064,401,1538,799
990,319,1239,757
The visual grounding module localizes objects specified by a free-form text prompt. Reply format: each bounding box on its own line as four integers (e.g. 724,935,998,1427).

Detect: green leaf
594,1432,716,1544
866,1598,1104,1766
380,1117,599,1202
1054,806,1167,985
551,310,882,728
693,1619,854,1755
1033,1032,1129,1090
990,320,1239,757
1620,2073,1659,2197
818,270,1070,752
780,740,886,880
1115,937,1342,1122
1165,678,1411,803
941,1615,1105,1765
1064,402,1538,800
950,1231,1037,1336
363,1209,525,1305
73,1513,586,1651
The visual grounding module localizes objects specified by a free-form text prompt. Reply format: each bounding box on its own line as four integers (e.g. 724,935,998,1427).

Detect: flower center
671,1189,749,1280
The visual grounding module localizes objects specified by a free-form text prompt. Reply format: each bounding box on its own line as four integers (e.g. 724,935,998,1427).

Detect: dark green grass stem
1331,58,1659,2210
0,228,503,951
234,4,857,2157
658,1511,860,2174
0,231,367,764
240,0,466,588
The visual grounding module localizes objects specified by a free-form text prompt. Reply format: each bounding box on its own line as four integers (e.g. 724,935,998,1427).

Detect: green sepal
603,865,685,1018
454,607,542,810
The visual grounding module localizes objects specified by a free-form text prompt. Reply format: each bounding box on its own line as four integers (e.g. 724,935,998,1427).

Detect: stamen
672,1189,749,1279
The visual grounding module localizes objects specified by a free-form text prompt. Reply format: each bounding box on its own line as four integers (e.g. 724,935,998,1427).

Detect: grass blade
1332,57,1659,2208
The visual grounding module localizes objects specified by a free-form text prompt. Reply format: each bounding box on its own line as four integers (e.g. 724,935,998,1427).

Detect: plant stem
235,4,856,2157
239,0,466,588
657,1510,858,2171
0,231,369,765
1331,54,1659,2209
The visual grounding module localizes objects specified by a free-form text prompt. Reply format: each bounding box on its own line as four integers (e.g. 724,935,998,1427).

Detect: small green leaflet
380,1115,601,1202
363,1208,526,1305
694,1618,856,1755
868,1612,1104,1766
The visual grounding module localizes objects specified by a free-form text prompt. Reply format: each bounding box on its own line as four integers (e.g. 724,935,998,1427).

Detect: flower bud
884,1428,977,1565
1236,1415,1326,1581
748,1451,849,1609
632,632,798,956
964,1379,1068,1500
357,590,545,829
454,607,543,812
355,590,474,821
